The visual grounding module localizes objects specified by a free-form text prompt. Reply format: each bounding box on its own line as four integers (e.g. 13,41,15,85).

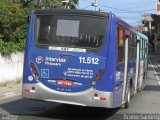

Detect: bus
22,9,148,108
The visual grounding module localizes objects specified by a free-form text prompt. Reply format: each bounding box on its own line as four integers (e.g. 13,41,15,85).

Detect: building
142,13,160,54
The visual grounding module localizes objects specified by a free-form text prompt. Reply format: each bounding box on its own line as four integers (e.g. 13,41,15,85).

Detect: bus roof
34,8,109,18
116,16,136,33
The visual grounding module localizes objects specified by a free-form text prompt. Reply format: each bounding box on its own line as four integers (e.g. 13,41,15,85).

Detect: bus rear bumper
22,83,116,108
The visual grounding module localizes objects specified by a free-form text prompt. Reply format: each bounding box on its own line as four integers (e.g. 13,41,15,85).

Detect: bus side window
117,26,125,63
128,33,137,61
144,40,147,58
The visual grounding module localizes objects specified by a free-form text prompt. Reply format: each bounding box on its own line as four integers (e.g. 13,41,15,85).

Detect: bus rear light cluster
24,89,29,92
95,75,101,80
32,69,37,74
94,93,107,101
100,97,107,101
24,88,35,93
99,69,105,75
95,68,105,81
30,63,35,68
94,94,107,101
30,62,38,75
29,62,39,81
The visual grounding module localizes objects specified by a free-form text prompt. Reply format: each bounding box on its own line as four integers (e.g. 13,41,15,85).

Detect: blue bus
23,9,148,108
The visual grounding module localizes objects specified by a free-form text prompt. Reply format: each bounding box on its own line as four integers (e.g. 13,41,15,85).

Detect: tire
124,83,131,109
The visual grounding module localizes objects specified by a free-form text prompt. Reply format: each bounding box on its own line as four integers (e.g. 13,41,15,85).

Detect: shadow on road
37,104,120,120
0,99,120,120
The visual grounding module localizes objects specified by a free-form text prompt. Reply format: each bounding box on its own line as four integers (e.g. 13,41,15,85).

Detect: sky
78,0,158,27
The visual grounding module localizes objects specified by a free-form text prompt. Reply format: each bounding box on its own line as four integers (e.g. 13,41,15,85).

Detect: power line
122,3,153,10
101,5,156,13
82,0,156,14
82,4,92,9
115,0,155,7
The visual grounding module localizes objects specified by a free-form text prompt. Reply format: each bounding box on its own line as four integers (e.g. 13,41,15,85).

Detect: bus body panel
23,83,114,108
108,14,124,107
27,50,107,92
23,11,38,84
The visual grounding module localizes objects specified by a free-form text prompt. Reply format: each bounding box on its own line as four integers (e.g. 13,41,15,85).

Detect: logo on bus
36,56,43,64
41,69,49,78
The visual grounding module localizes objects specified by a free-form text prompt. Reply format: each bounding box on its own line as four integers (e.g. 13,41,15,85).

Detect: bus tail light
24,89,30,92
99,69,104,75
24,88,35,93
32,70,37,74
100,97,107,101
94,94,107,101
30,63,35,69
95,75,101,80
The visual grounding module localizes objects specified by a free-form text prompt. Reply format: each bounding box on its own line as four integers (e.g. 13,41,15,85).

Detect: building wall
0,52,24,84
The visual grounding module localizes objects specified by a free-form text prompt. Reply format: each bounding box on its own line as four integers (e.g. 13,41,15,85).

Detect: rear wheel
124,83,131,109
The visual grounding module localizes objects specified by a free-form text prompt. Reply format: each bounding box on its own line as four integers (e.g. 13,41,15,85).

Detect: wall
0,52,24,84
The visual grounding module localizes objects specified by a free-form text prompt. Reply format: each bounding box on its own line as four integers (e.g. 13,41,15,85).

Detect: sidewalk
0,82,22,99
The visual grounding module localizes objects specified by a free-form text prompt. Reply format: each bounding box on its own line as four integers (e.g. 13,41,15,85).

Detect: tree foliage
0,0,79,54
0,0,32,53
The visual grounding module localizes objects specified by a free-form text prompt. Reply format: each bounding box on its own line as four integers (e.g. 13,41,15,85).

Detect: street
0,56,160,120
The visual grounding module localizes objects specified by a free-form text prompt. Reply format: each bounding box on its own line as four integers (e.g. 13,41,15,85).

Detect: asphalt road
0,56,160,120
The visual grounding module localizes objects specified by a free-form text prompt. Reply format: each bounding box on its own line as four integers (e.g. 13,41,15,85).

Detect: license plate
57,80,72,86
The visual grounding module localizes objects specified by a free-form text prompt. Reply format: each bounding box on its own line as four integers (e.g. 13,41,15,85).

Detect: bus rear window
35,15,107,49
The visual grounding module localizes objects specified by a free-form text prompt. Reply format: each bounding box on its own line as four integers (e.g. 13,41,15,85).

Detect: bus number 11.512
79,57,99,65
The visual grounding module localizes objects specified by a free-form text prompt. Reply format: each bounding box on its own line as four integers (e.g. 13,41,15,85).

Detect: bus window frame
117,25,126,64
34,14,108,53
128,32,137,62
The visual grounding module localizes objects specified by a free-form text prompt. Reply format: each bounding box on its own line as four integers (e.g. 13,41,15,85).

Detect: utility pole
95,0,98,11
91,0,98,11
62,0,69,9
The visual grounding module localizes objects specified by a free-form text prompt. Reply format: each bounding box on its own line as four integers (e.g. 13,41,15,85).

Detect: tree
0,0,27,53
23,0,79,9
68,0,79,9
0,0,79,53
